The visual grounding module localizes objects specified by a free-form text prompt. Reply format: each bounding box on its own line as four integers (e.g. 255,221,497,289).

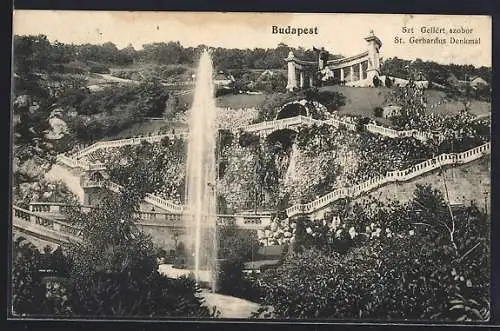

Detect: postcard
10,11,492,323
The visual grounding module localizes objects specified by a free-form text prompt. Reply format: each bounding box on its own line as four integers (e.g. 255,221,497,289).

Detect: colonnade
286,30,383,90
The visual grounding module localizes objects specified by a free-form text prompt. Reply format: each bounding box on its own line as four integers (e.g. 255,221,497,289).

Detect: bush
385,76,393,88
317,90,346,112
88,63,110,74
373,107,384,117
215,87,237,97
238,132,261,149
256,186,490,320
373,75,381,87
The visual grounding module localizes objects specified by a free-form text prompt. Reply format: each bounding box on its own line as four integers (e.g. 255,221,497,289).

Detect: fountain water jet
184,50,218,292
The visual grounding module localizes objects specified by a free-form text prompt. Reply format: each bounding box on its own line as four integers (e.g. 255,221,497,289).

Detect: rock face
45,109,68,140
45,117,68,140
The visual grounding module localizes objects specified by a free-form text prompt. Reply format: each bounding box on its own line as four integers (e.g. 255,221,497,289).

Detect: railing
80,179,184,213
21,202,267,231
286,142,491,217
56,155,91,170
71,132,188,159
365,124,433,141
325,118,357,131
67,115,435,163
242,115,324,133
29,202,73,214
12,206,82,243
241,115,432,142
144,193,184,214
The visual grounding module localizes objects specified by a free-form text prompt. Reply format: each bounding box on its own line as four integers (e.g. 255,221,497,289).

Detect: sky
13,11,492,67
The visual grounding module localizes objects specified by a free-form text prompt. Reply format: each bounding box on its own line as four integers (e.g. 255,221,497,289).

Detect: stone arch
89,171,105,182
276,102,308,120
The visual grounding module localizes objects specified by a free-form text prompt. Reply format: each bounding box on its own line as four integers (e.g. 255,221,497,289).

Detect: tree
373,106,384,117
217,225,261,300
64,192,213,317
11,238,73,317
11,238,47,316
14,35,52,75
255,186,490,321
218,225,259,262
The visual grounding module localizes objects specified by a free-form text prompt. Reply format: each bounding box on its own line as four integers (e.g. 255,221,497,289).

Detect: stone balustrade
13,206,82,243
71,132,188,159
65,115,433,166
242,116,305,133
29,202,72,214
56,155,92,170
19,202,268,241
286,142,490,217
56,115,488,219
365,124,433,141
144,193,184,214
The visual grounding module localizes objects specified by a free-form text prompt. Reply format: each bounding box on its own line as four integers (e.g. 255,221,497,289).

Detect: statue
313,46,330,70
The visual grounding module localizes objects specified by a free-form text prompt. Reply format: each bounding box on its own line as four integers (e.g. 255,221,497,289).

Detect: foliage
387,80,427,130
253,71,288,93
316,90,346,112
13,34,344,72
385,76,393,88
255,185,490,321
12,238,72,316
216,225,262,301
106,138,186,201
254,93,296,123
88,63,110,74
13,179,80,209
238,132,261,149
373,106,384,117
65,192,213,317
12,238,47,316
60,80,170,143
218,226,259,262
382,57,491,87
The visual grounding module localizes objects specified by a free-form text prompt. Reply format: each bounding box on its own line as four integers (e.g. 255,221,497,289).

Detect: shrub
385,76,393,88
238,132,261,149
317,91,346,112
215,87,237,97
373,75,381,87
373,107,384,117
88,63,110,74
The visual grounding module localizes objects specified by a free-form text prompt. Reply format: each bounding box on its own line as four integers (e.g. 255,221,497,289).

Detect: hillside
319,85,491,121
177,85,490,123
355,155,491,212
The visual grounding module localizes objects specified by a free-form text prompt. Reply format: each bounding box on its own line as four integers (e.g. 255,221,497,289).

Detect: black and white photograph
9,11,492,322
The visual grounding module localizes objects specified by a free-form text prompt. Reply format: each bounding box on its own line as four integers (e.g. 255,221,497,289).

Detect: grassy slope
354,155,491,211
318,85,490,120
96,83,490,140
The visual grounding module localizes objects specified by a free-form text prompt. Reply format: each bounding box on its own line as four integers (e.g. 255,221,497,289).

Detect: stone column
309,75,314,87
286,52,298,91
350,66,354,82
300,71,304,88
365,30,382,86
340,68,345,82
359,62,364,81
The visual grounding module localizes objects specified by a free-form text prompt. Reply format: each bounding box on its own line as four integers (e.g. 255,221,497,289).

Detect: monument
286,30,383,90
